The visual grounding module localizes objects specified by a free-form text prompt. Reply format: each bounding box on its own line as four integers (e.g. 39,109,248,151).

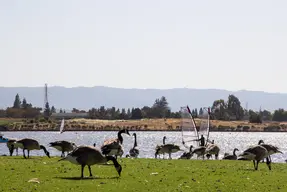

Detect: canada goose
191,146,206,160
205,144,220,160
258,140,282,163
238,145,271,170
222,148,239,160
179,145,193,159
6,139,18,156
101,129,130,159
12,138,50,159
129,133,139,158
59,145,122,178
49,141,77,157
155,136,181,159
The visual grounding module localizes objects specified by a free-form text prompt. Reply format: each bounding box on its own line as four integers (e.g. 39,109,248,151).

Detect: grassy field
0,157,287,192
0,118,22,126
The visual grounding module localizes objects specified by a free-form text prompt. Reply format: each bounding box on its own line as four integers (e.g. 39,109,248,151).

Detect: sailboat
198,107,211,146
181,106,211,148
59,119,65,134
181,106,200,148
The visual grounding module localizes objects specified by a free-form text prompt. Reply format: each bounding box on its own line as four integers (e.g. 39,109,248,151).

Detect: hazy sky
0,0,286,92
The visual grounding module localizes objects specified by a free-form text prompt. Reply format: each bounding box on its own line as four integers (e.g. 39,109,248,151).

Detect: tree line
1,93,287,123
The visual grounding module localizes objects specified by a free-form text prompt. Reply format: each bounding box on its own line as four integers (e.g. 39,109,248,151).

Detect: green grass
1,157,287,192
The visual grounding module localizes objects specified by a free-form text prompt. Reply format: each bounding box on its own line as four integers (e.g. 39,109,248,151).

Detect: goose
238,145,271,170
59,145,122,178
191,146,206,160
6,139,18,156
129,133,139,158
155,136,181,159
258,140,282,163
205,144,220,160
222,148,239,160
11,138,50,159
179,145,193,159
101,129,130,159
49,141,77,157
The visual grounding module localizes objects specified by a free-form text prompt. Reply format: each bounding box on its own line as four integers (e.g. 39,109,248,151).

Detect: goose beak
278,150,283,154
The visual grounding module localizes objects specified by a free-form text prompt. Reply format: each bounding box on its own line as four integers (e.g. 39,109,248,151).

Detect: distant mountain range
0,86,286,112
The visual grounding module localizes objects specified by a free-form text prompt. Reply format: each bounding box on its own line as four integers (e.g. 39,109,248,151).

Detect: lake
0,131,286,163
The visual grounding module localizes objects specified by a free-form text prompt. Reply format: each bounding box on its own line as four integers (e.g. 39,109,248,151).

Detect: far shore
1,118,287,132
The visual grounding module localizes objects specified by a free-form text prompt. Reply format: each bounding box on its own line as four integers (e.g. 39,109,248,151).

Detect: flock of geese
3,129,284,178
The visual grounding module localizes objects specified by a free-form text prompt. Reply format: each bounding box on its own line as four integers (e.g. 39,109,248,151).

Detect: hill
0,86,287,111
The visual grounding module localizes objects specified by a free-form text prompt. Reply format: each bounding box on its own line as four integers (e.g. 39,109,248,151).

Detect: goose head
258,140,264,145
163,136,167,145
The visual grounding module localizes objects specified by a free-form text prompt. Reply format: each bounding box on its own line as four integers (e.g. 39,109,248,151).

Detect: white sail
198,108,211,146
60,119,65,134
181,106,200,148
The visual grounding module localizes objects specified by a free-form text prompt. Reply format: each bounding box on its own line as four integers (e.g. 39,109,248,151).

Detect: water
0,131,286,163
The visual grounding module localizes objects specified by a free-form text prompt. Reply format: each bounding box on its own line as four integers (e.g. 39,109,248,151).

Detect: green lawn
0,157,287,192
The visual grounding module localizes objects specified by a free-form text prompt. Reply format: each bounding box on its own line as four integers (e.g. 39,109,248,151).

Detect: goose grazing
59,145,122,178
179,145,193,159
7,139,18,156
101,129,130,159
49,141,77,157
129,133,139,158
222,148,239,160
258,140,282,163
238,145,271,170
191,146,206,160
156,136,182,159
205,144,220,160
11,138,50,159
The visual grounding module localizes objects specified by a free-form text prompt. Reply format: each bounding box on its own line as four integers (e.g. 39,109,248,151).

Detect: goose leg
23,149,26,159
81,165,85,178
215,154,218,160
169,153,171,160
88,166,93,177
252,160,256,170
255,160,259,170
28,150,30,158
61,151,64,157
16,148,18,156
266,157,271,170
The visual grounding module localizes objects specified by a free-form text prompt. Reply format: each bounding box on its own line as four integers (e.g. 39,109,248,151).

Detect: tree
22,98,28,109
152,96,170,118
43,102,51,119
131,108,143,119
13,94,21,109
51,106,56,113
199,108,204,116
211,99,227,120
226,95,244,120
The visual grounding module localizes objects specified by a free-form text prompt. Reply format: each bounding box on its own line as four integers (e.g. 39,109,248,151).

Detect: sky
0,0,286,93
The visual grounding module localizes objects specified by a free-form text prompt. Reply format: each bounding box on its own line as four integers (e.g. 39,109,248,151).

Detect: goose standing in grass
205,144,220,160
11,138,50,159
191,146,206,160
155,136,181,159
129,133,139,158
6,139,18,156
222,148,239,160
49,141,77,157
258,140,282,163
238,145,271,170
101,129,130,159
59,145,122,178
179,145,193,159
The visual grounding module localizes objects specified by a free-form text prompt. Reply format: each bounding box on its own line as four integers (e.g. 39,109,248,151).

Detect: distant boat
0,133,9,143
59,119,65,134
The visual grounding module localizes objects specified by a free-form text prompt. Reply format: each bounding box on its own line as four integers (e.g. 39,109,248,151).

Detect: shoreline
1,118,287,132
1,129,287,133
